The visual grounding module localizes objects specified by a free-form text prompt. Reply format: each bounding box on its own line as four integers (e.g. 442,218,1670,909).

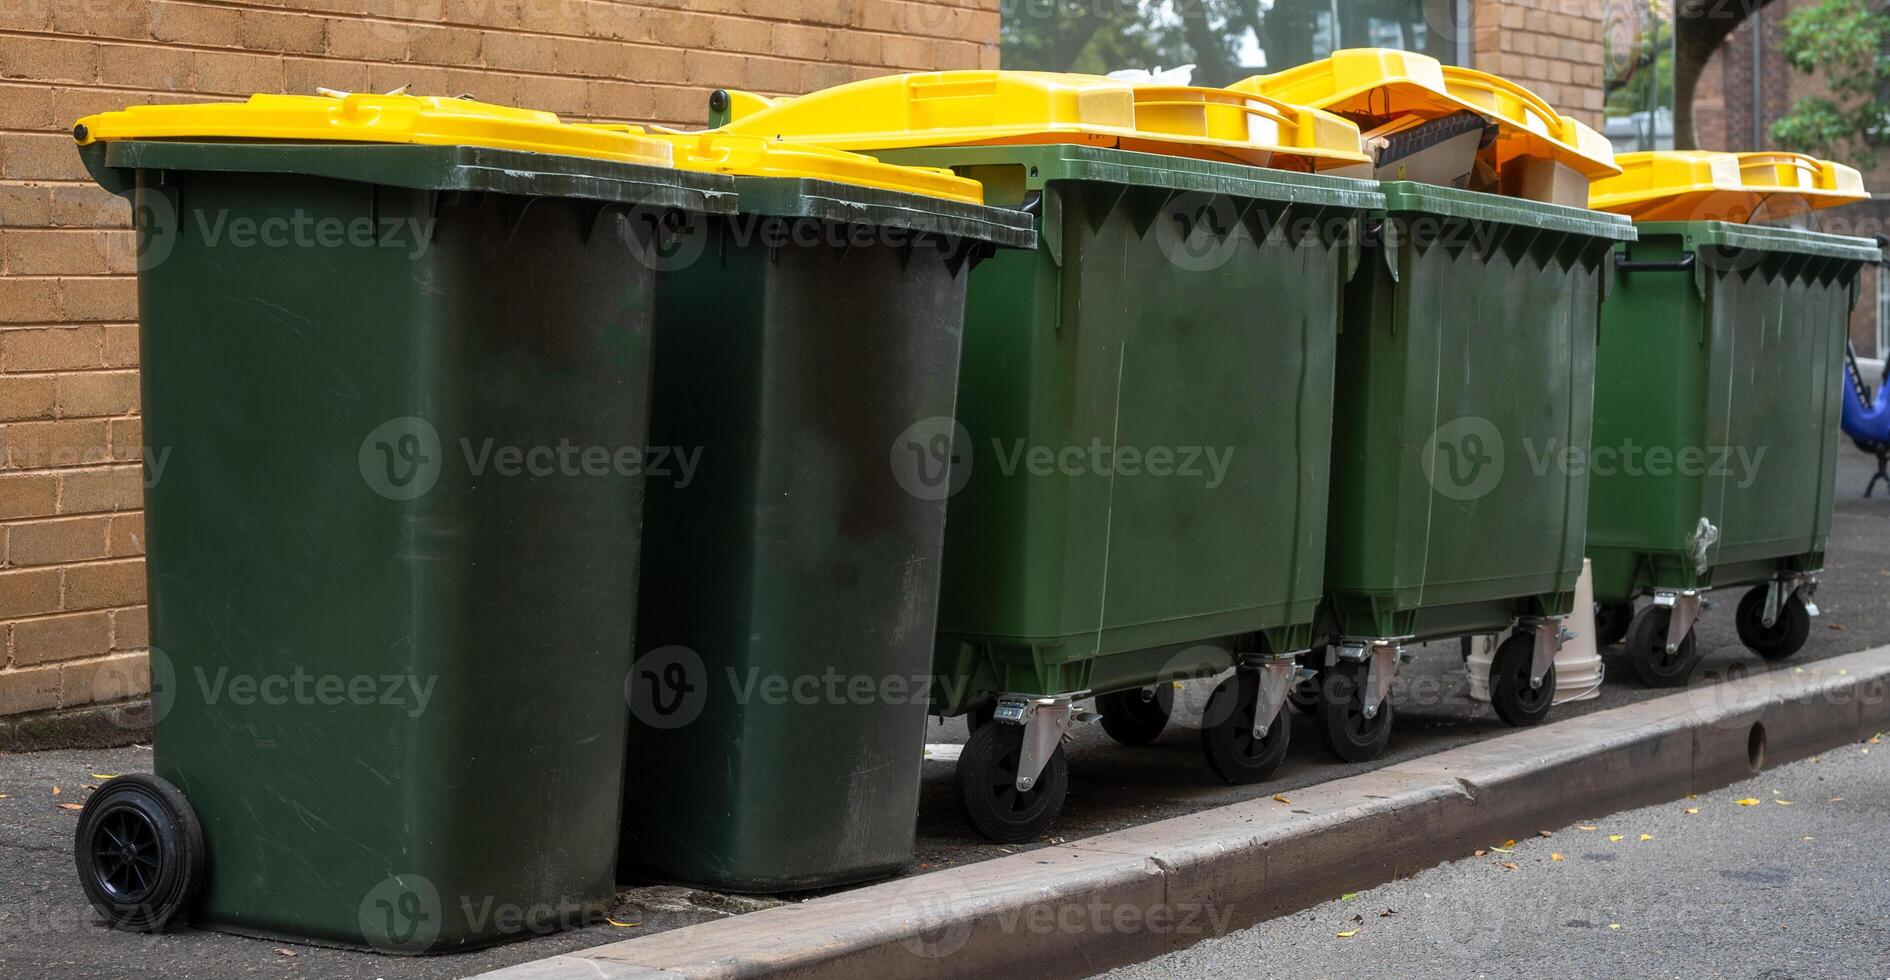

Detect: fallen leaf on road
1379,909,1397,917
0,794,8,800
1473,849,1486,857
1608,835,1624,842
275,949,296,957
1578,825,1598,832
1503,839,1517,847
1775,800,1794,806
1340,893,1358,901
1736,798,1761,806
1829,624,1846,631
90,773,118,780
607,920,641,928
1538,830,1553,838
56,803,83,811
1500,862,1519,871
1336,930,1357,938
1802,836,1815,842
50,787,60,796
1639,835,1653,842
1273,795,1292,805
1685,808,1699,815
1830,797,1845,803
1488,846,1513,854
1608,924,1621,931
1550,853,1565,862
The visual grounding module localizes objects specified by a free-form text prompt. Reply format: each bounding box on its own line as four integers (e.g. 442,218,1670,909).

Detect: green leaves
1773,0,1890,168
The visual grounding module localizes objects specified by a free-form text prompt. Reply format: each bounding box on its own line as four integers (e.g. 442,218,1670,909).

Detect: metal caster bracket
1244,655,1302,740
1515,616,1569,690
1653,590,1705,654
1763,573,1820,628
1330,638,1410,721
995,694,1097,792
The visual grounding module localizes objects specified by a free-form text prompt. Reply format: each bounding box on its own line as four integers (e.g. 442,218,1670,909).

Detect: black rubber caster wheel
1593,601,1634,647
956,721,1067,844
1489,631,1556,727
1312,659,1394,763
1736,587,1811,662
1200,671,1291,785
1625,605,1701,687
1098,686,1173,747
74,774,205,933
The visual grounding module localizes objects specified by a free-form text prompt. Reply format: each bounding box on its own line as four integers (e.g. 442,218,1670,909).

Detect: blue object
1844,344,1890,497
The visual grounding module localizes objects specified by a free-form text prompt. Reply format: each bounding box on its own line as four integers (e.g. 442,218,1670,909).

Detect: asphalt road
1097,737,1890,980
0,450,1885,978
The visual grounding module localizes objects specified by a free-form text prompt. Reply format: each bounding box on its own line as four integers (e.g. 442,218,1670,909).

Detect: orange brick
56,370,139,418
285,56,371,95
95,44,192,90
711,15,774,55
9,610,111,667
9,516,109,566
110,604,148,650
367,62,452,98
0,473,59,520
243,10,329,54
0,0,51,30
746,55,801,94
797,0,851,26
551,36,624,78
4,228,111,276
109,417,142,462
150,0,244,44
0,566,61,618
645,8,713,48
772,23,829,61
481,31,557,72
0,326,102,372
102,325,140,368
60,277,139,322
325,17,410,61
107,512,144,557
0,185,54,228
442,69,519,107
585,3,652,42
0,83,56,129
1,375,55,421
1,132,91,181
58,465,145,515
684,50,744,88
49,184,131,229
61,650,150,707
516,74,588,115
410,25,483,65
62,558,146,611
0,36,98,84
829,31,882,65
5,417,111,469
53,0,150,38
0,278,63,323
0,663,61,715
193,49,285,96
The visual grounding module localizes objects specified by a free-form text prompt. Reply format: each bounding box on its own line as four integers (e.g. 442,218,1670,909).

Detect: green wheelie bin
610,132,1035,892
1235,51,1636,758
1586,151,1878,686
716,70,1383,842
68,93,729,951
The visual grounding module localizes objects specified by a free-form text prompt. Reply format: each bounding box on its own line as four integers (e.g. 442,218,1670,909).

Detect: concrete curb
476,646,1890,980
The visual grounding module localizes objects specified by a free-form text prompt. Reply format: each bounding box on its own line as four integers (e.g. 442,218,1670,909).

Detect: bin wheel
963,703,996,734
1097,686,1172,747
1199,671,1291,785
74,774,205,933
1312,660,1394,763
956,721,1068,844
1593,602,1634,647
1488,632,1556,728
1625,605,1701,687
1735,588,1811,662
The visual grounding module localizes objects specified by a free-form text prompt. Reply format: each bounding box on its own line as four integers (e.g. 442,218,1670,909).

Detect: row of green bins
1585,151,1878,686
69,94,731,950
609,131,1036,891
1235,50,1636,756
717,70,1386,841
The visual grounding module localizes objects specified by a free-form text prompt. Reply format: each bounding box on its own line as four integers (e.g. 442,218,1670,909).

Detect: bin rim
82,140,736,214
1590,150,1869,222
873,143,1384,212
710,174,1037,248
711,70,1374,171
1228,48,1621,180
1377,181,1637,241
74,92,679,169
1631,220,1883,264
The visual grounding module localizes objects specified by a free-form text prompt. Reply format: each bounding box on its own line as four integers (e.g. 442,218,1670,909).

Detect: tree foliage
1772,0,1890,168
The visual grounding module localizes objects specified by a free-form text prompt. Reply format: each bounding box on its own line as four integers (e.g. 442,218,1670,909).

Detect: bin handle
1615,251,1696,274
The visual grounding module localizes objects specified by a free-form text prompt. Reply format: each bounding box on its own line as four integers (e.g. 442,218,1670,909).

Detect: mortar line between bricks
466,644,1890,980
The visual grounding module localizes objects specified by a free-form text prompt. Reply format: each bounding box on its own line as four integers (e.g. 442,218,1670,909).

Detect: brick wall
0,0,999,749
1472,0,1606,127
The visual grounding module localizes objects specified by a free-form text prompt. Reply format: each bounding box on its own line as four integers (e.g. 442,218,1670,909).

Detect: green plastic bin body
618,179,1034,892
873,145,1381,715
81,140,728,952
1322,184,1635,643
1587,221,1879,602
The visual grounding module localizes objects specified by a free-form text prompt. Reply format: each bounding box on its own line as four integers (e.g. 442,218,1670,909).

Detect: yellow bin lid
1590,150,1869,222
582,126,987,205
74,92,676,168
1229,48,1620,179
714,70,1371,171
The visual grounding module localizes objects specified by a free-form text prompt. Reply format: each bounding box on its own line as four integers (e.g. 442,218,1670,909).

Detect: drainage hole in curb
1747,722,1767,773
